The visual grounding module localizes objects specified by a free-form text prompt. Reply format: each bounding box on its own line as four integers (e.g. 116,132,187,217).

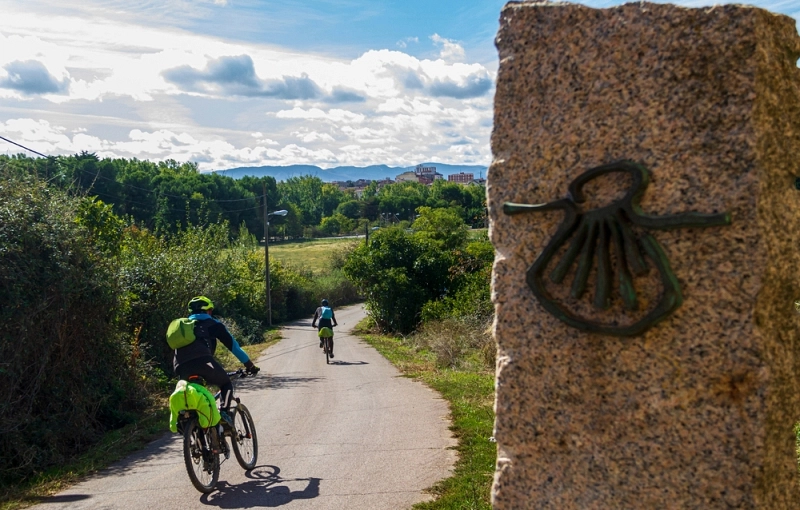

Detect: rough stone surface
488,2,800,508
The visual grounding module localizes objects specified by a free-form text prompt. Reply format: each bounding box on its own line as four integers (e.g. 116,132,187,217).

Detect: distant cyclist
173,296,260,426
312,299,338,358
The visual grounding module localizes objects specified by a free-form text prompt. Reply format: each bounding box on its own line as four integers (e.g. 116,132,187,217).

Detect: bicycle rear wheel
183,420,219,493
231,404,258,470
325,338,330,364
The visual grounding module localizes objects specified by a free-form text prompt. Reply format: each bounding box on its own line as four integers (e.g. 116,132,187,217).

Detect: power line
0,135,50,159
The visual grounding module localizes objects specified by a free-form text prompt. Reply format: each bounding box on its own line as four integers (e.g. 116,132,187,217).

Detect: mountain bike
177,369,259,493
319,327,334,364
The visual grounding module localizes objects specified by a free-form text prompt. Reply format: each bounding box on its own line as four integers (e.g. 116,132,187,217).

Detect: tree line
0,153,486,239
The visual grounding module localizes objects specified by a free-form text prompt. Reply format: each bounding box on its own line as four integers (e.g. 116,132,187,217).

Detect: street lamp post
263,186,288,327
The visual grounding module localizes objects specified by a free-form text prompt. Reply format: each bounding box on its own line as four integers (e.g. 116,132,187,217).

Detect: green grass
268,237,360,274
0,333,281,510
353,321,495,510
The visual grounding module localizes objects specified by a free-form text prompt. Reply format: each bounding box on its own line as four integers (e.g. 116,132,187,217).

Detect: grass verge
353,320,495,510
0,330,281,510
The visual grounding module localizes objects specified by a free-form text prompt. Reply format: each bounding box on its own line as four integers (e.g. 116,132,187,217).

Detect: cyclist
173,296,260,426
312,299,338,358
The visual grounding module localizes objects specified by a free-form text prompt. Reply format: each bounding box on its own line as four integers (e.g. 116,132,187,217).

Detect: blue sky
0,0,797,171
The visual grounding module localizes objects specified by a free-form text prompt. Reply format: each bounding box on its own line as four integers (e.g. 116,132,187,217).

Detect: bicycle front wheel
183,420,219,493
231,404,258,470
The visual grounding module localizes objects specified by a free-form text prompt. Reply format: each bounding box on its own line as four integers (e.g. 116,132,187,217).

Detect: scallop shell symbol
504,160,731,336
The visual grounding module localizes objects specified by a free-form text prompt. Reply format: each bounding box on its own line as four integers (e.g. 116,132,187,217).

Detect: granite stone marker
488,2,800,508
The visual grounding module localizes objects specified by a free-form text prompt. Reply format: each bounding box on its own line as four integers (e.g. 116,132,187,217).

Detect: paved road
32,304,456,509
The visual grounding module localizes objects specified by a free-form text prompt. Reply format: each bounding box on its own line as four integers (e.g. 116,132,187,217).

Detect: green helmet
188,295,214,313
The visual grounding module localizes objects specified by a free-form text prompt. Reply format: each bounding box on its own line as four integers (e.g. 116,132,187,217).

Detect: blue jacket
173,313,250,371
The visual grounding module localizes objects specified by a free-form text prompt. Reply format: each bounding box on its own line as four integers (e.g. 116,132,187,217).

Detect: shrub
116,221,237,372
344,227,452,333
412,206,469,251
412,317,495,370
0,168,148,486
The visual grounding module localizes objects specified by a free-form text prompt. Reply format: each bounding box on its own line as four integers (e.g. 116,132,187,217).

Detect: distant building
412,164,443,184
415,164,437,176
335,178,394,196
469,177,487,186
395,171,418,183
448,172,474,184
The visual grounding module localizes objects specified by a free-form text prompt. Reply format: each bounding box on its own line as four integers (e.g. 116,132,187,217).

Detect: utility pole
263,182,272,327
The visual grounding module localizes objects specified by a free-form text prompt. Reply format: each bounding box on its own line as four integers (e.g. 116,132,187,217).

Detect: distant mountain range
208,162,488,183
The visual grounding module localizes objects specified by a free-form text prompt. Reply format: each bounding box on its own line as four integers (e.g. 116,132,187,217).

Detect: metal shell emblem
504,161,731,336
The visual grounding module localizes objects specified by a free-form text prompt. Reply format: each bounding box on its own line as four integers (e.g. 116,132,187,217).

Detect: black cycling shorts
175,356,233,408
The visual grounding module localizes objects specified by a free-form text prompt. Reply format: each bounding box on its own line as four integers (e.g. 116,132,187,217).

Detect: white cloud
4,118,60,140
395,36,419,49
430,33,466,62
340,125,397,144
293,130,336,143
275,107,366,124
251,132,280,145
0,16,494,104
0,8,494,169
2,0,798,173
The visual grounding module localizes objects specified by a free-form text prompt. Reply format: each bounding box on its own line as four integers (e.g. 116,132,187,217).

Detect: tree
115,159,159,227
361,196,380,221
429,179,468,208
278,175,325,226
320,213,354,236
411,206,468,251
343,227,452,333
376,181,428,221
320,183,345,217
282,203,304,238
75,197,125,256
336,200,361,219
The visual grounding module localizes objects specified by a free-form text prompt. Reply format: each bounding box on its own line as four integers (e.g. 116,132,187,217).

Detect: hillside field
268,228,487,273
267,237,362,273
